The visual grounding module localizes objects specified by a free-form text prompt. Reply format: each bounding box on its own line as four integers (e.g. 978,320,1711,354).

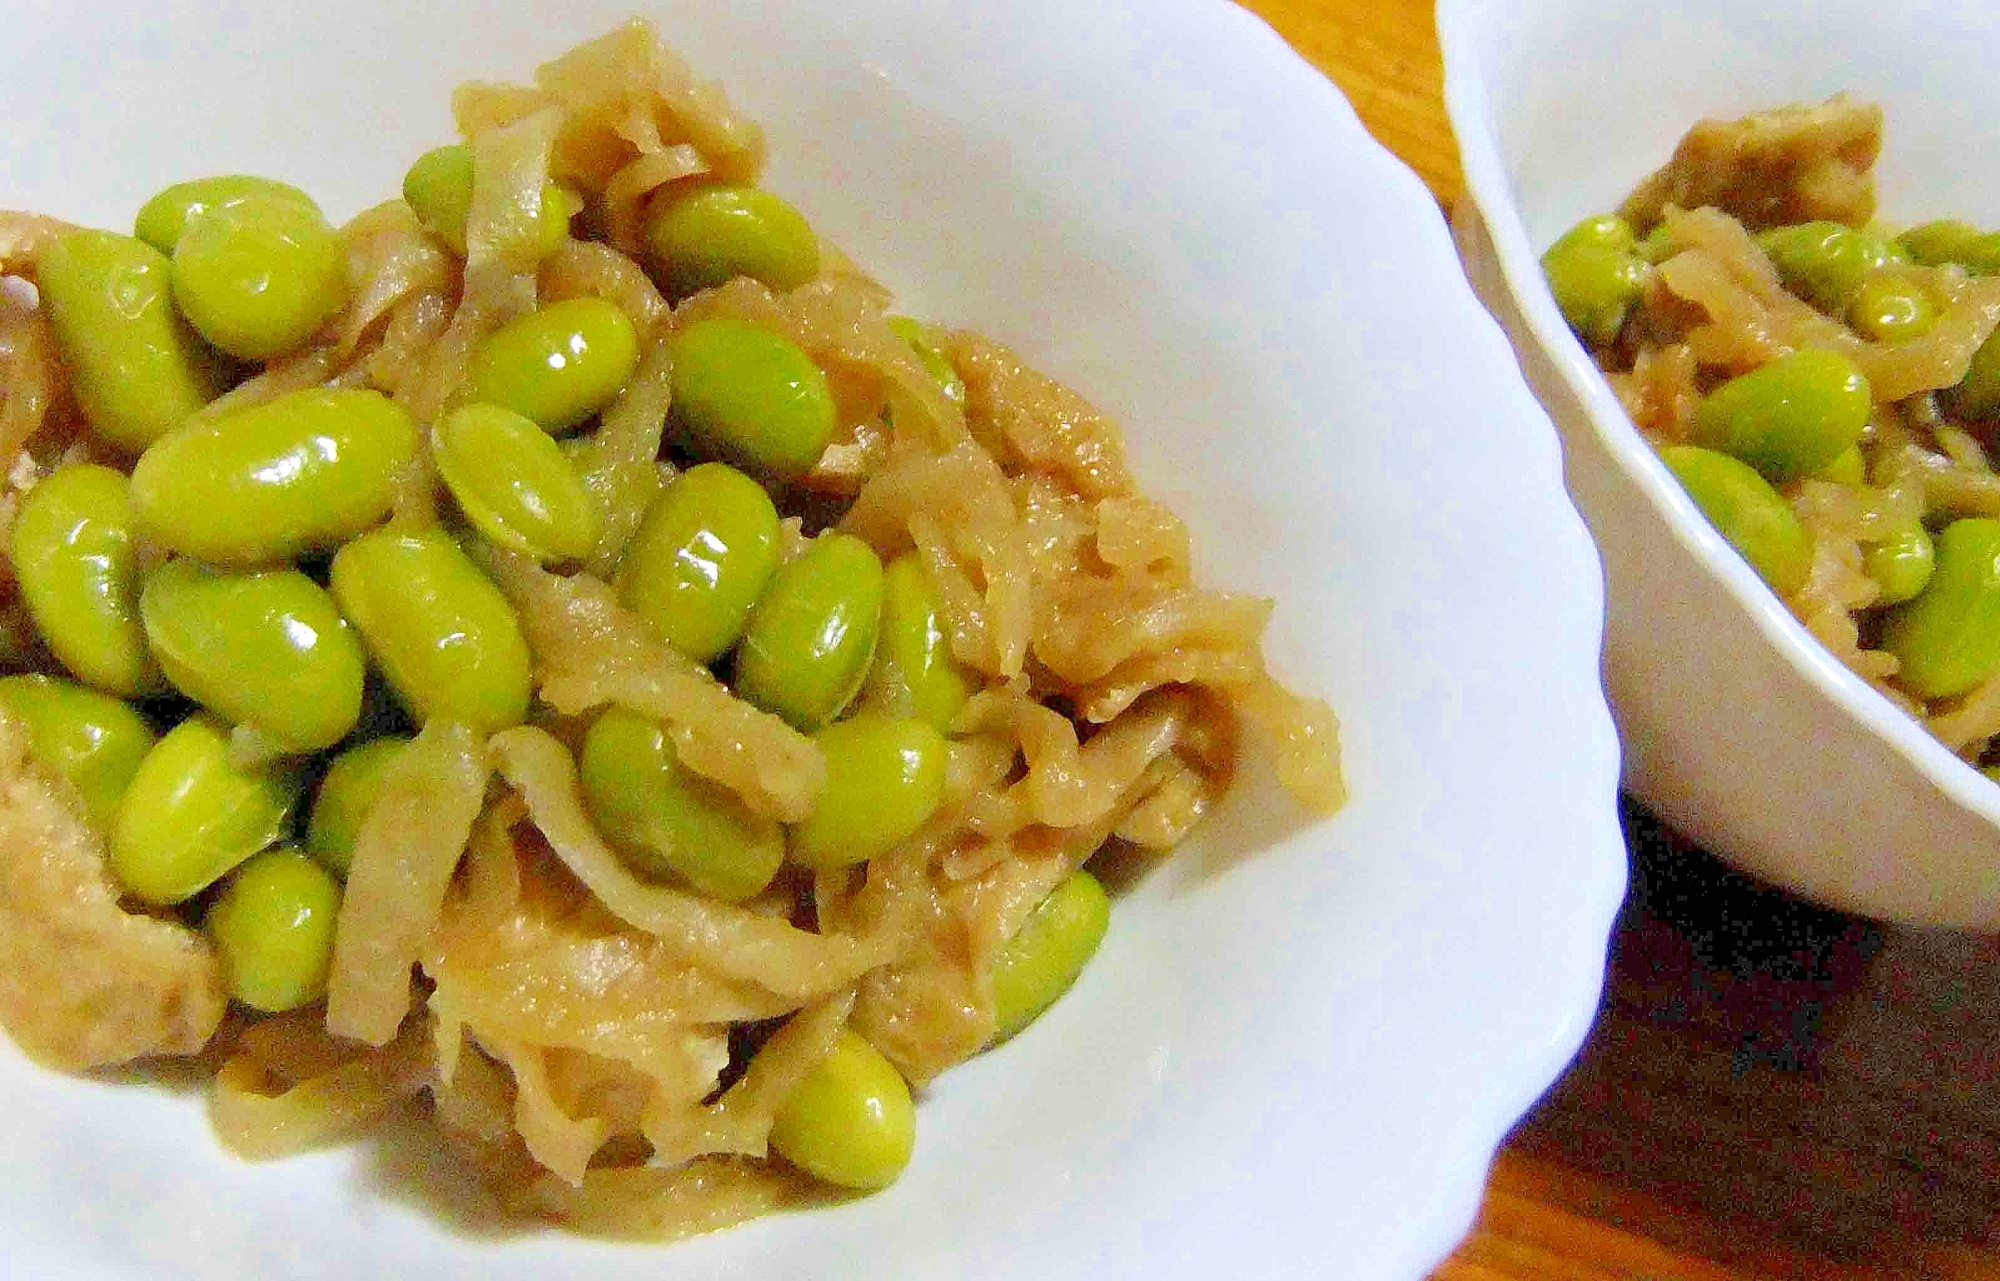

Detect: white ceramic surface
1442,0,2000,927
1,2,1626,1277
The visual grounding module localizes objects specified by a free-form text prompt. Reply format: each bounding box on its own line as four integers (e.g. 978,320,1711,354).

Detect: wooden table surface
1229,1,2000,1277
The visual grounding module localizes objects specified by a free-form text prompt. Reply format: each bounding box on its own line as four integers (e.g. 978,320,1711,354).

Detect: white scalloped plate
2,2,1625,1277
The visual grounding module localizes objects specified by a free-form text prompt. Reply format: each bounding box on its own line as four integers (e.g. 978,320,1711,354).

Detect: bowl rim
1436,0,2000,840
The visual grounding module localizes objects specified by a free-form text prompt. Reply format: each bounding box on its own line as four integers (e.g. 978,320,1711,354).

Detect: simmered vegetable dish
1545,97,2000,774
0,21,1339,1237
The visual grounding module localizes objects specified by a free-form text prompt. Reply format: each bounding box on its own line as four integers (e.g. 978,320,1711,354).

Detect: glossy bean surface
129,387,419,566
990,869,1112,1043
643,183,821,298
12,464,161,697
1756,221,1900,310
170,193,348,360
789,716,947,871
579,706,784,901
617,462,780,663
1863,523,1935,608
1542,242,1647,345
768,1029,915,1192
329,527,532,733
36,230,222,452
1551,214,1638,256
0,674,156,830
1883,518,2000,699
735,533,884,731
1659,445,1814,596
1689,349,1871,484
141,560,365,753
109,716,300,906
465,297,640,432
1845,270,1938,343
669,316,835,484
133,175,320,255
206,849,342,1012
862,552,974,731
432,403,600,564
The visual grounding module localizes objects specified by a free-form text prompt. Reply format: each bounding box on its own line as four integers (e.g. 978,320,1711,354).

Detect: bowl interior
2,1,1626,1276
1454,0,2000,243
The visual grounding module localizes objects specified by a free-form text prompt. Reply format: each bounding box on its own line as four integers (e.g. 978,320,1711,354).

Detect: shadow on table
1507,796,2000,1263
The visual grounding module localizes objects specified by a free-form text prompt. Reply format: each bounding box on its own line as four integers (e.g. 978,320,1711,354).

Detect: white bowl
1442,0,2000,928
2,1,1626,1276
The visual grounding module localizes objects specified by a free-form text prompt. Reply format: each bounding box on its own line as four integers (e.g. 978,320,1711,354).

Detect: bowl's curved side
1455,205,2000,925
1440,0,2000,927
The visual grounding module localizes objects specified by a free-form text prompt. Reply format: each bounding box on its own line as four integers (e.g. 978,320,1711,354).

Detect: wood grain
1237,0,1463,202
1226,0,2000,1276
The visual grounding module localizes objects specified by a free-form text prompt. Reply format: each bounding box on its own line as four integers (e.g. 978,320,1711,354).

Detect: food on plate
0,19,1341,1240
1545,96,2000,771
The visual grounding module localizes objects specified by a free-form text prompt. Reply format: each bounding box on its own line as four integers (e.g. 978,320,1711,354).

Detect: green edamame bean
1755,222,1899,311
1659,445,1814,596
329,527,532,733
12,464,161,697
1636,223,1678,264
735,533,884,731
669,316,835,484
862,553,974,731
1814,444,1866,486
109,715,301,906
643,183,821,299
0,674,156,830
990,869,1111,1043
768,1029,915,1191
129,386,419,566
171,193,349,360
617,462,780,663
1895,220,2000,274
1883,518,2000,699
401,143,580,260
1863,522,1935,608
788,716,947,871
1689,349,1871,484
1542,213,1647,343
431,403,600,564
140,560,365,753
578,706,784,901
1896,220,1981,267
133,175,320,255
1954,328,2000,420
305,736,411,877
36,230,222,452
205,848,342,1013
465,297,640,432
402,145,476,255
1846,269,1938,343
1541,243,1647,346
1551,214,1638,257
885,316,966,406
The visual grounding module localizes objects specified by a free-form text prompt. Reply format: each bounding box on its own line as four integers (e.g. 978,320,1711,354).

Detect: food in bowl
1543,97,2000,771
0,19,1339,1239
